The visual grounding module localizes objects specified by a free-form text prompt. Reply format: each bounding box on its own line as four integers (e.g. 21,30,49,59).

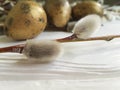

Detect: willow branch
56,34,120,42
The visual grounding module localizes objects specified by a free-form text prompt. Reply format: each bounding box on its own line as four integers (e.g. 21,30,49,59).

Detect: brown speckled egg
72,1,103,20
5,0,47,40
44,0,71,28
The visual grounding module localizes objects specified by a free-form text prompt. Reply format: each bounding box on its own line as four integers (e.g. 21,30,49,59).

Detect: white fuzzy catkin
72,14,102,39
22,40,62,63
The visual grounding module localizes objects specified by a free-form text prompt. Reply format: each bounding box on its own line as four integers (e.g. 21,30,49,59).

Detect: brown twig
1,34,120,53
56,34,120,42
0,44,24,53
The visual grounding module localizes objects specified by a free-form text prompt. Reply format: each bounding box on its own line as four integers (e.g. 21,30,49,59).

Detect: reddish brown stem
56,34,78,42
1,34,120,53
0,44,25,53
56,34,120,42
